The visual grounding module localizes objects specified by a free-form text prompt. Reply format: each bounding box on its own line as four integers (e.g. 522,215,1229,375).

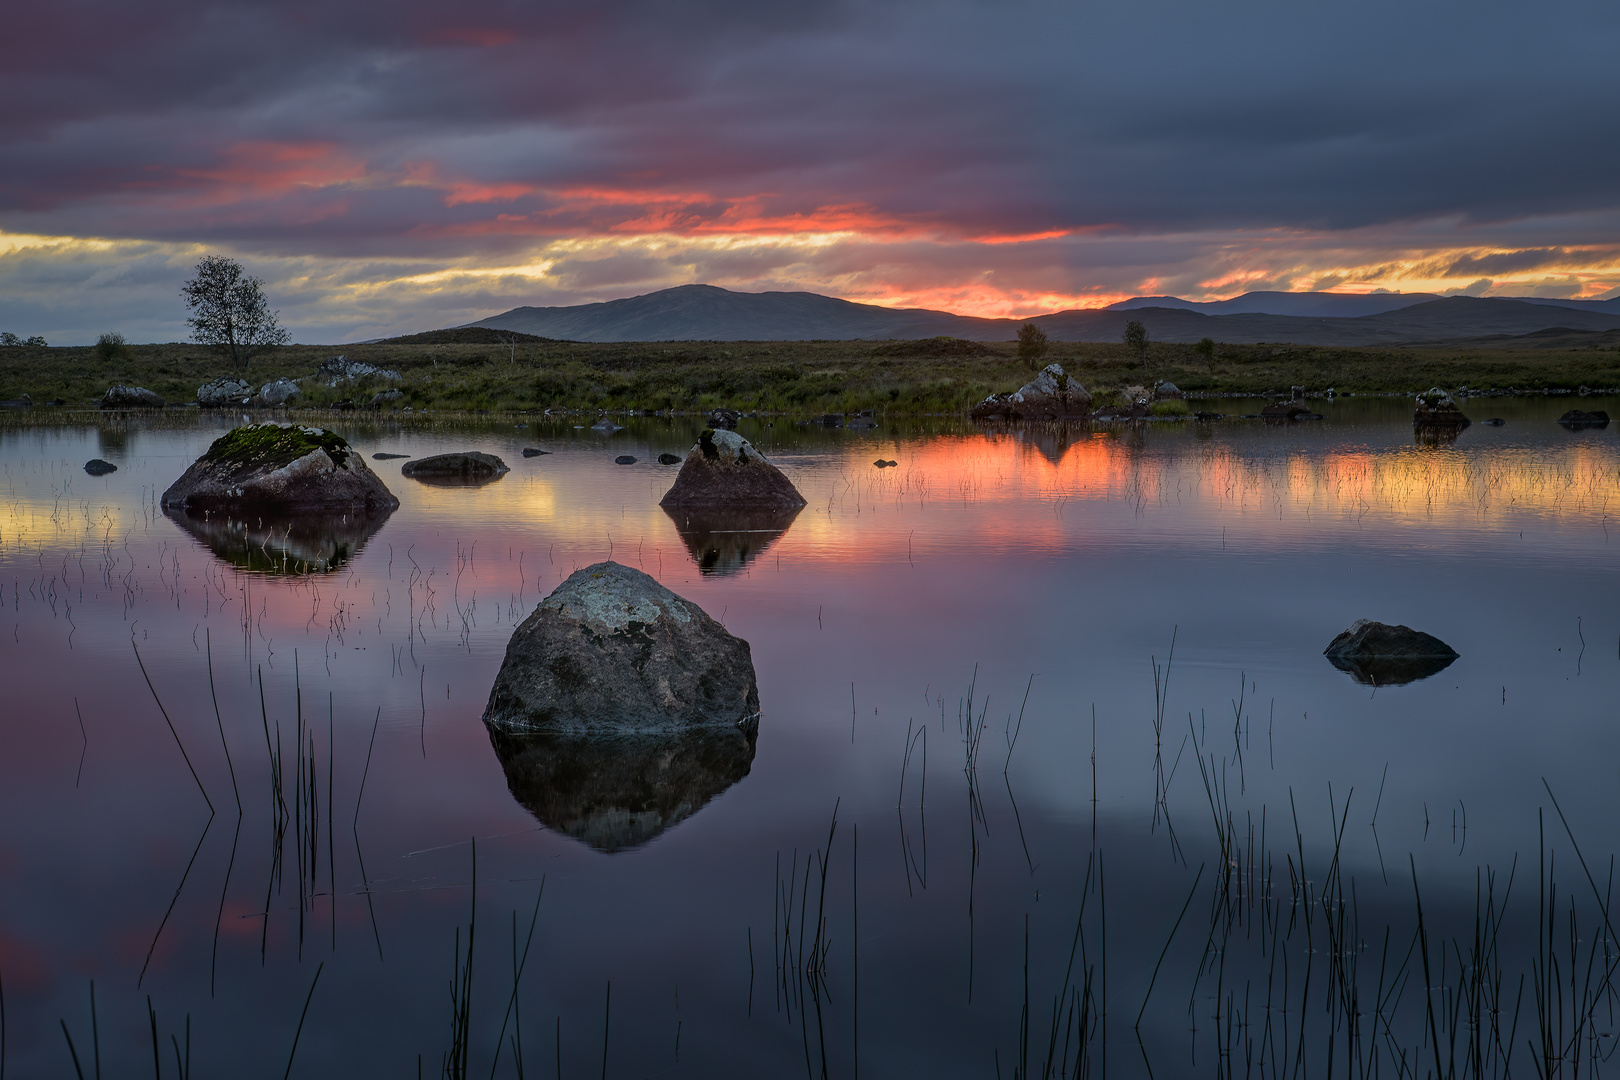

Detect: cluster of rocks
317,355,401,386
971,363,1093,420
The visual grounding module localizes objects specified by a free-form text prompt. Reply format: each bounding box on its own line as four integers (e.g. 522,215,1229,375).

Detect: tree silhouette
181,256,290,368
1017,322,1049,370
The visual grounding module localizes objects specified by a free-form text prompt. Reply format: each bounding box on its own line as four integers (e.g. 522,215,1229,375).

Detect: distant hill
375,327,563,345
1106,291,1442,318
462,284,1620,345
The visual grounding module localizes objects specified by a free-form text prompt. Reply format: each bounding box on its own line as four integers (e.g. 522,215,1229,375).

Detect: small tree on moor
181,255,290,367
1017,322,1049,370
1123,319,1149,368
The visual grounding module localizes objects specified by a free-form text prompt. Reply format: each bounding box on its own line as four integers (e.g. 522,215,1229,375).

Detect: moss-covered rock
160,422,398,513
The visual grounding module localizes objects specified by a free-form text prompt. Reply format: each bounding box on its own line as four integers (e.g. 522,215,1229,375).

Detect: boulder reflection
1326,653,1458,687
488,726,757,853
663,505,802,575
165,506,393,574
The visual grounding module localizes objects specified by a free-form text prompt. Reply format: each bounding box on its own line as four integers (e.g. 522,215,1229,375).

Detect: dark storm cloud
4,0,1618,249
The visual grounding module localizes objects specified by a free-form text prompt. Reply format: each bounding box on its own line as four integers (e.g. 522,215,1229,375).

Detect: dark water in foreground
2,398,1619,1078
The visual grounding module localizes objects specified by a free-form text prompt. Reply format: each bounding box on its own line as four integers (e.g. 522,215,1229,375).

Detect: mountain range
465,284,1620,346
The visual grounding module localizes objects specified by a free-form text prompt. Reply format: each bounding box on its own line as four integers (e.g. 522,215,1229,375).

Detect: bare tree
181,255,290,368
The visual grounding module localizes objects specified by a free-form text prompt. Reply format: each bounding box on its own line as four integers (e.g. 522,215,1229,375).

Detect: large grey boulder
1324,620,1459,686
100,385,164,409
160,423,399,513
659,429,805,509
197,377,253,408
253,378,300,407
482,561,760,735
970,363,1093,420
400,452,509,485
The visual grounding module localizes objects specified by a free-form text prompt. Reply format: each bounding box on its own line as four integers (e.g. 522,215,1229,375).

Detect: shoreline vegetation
3,333,1620,415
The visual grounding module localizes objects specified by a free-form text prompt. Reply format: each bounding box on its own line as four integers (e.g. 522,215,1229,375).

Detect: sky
4,0,1620,344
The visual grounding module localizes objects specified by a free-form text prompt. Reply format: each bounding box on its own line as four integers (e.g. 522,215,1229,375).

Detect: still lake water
1,398,1618,1077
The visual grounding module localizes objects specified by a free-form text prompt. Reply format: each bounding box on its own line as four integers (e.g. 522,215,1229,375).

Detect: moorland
3,329,1620,415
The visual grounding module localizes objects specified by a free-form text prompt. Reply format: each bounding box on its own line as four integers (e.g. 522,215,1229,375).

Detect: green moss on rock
202,423,351,469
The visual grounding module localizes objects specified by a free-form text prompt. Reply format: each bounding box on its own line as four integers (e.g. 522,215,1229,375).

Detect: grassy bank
3,336,1619,415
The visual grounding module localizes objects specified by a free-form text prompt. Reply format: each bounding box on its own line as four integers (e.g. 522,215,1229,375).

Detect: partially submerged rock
100,385,164,409
487,726,756,853
1324,620,1459,686
400,452,509,486
197,377,253,408
521,447,551,458
659,429,805,510
707,408,741,430
662,505,802,576
1154,381,1184,400
160,423,399,513
1414,388,1469,429
657,453,681,465
1558,409,1610,429
482,561,760,734
615,455,637,465
83,459,117,476
970,363,1093,420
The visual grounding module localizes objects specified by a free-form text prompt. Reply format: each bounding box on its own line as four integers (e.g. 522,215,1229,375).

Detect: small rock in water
615,455,637,465
707,408,741,430
401,452,510,483
515,423,529,429
657,453,681,465
1323,619,1459,686
83,459,117,476
1481,418,1506,426
1558,409,1610,429
521,447,551,457
371,452,410,459
873,459,889,468
591,419,624,433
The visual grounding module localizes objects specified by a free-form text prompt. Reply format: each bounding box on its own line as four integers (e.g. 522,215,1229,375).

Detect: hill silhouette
465,284,1620,345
